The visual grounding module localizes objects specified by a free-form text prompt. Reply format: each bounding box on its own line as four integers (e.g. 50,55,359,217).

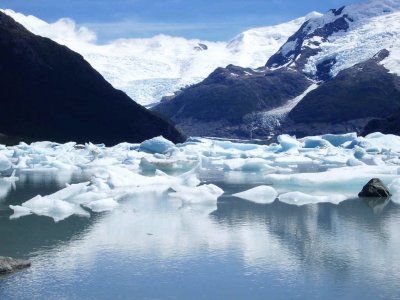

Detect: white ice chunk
233,186,278,204
17,195,89,222
388,178,400,204
321,133,358,147
49,182,90,200
213,140,261,151
277,135,301,153
169,184,224,205
346,158,365,167
106,166,200,190
84,198,119,212
139,136,175,154
0,153,12,171
364,133,400,153
278,192,348,206
223,158,275,173
303,137,333,149
274,156,314,165
140,156,198,174
9,205,32,219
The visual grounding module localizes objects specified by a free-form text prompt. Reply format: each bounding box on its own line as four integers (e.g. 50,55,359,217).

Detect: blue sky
1,0,364,41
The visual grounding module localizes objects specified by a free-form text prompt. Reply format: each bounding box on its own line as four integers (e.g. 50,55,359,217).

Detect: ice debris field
2,132,400,222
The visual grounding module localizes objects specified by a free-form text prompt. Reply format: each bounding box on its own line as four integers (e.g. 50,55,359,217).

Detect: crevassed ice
302,3,400,77
3,133,400,222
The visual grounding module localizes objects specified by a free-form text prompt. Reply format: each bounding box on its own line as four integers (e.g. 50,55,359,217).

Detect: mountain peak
266,0,400,80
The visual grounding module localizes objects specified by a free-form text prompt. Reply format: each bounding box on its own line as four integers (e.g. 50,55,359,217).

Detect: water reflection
0,180,13,201
1,174,400,299
363,197,391,214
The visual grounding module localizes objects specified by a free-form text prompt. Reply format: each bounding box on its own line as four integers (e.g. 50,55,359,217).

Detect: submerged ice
3,132,400,221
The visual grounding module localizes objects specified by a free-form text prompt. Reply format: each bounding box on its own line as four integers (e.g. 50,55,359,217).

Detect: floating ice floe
0,153,12,172
233,186,278,204
169,184,224,205
3,131,400,221
139,136,175,154
83,198,119,213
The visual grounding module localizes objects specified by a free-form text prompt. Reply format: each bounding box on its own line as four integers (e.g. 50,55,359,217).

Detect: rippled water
1,171,400,299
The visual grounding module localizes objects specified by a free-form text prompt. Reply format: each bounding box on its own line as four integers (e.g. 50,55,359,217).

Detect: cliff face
0,12,185,145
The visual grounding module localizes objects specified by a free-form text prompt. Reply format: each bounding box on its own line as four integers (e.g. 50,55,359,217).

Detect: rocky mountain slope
153,66,311,138
363,111,400,136
0,11,185,145
285,50,400,136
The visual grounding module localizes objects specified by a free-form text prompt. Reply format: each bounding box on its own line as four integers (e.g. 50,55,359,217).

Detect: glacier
298,0,400,77
2,132,400,222
1,8,319,107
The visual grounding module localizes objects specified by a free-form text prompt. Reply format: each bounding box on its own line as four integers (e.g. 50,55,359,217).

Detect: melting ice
2,132,400,222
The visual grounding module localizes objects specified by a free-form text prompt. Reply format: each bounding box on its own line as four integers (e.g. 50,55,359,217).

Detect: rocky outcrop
0,11,185,145
0,257,31,275
358,178,392,198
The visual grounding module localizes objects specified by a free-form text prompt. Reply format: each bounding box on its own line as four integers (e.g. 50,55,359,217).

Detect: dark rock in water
0,11,185,145
358,178,392,198
0,257,31,275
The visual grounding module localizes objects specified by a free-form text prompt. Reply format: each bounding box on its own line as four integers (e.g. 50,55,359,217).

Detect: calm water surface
0,171,400,299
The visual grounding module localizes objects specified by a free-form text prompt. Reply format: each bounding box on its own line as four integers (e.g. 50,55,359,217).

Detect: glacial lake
1,171,400,300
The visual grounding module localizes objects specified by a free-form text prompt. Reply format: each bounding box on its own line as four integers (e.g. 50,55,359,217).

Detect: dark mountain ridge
0,11,185,145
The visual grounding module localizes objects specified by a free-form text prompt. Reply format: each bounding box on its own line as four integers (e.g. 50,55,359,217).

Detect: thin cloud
83,19,227,37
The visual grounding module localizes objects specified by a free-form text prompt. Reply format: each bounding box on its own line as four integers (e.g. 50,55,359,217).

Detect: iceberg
277,135,301,153
169,184,224,205
84,198,119,212
233,186,278,204
0,153,12,172
139,136,175,154
321,133,358,147
10,195,89,222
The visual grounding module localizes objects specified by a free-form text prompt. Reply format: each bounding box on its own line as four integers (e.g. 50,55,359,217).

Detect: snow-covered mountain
1,9,318,107
154,0,400,139
267,0,400,80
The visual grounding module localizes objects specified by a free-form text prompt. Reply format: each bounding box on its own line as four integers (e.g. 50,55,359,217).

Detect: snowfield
1,132,400,222
1,9,317,107
297,0,400,76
